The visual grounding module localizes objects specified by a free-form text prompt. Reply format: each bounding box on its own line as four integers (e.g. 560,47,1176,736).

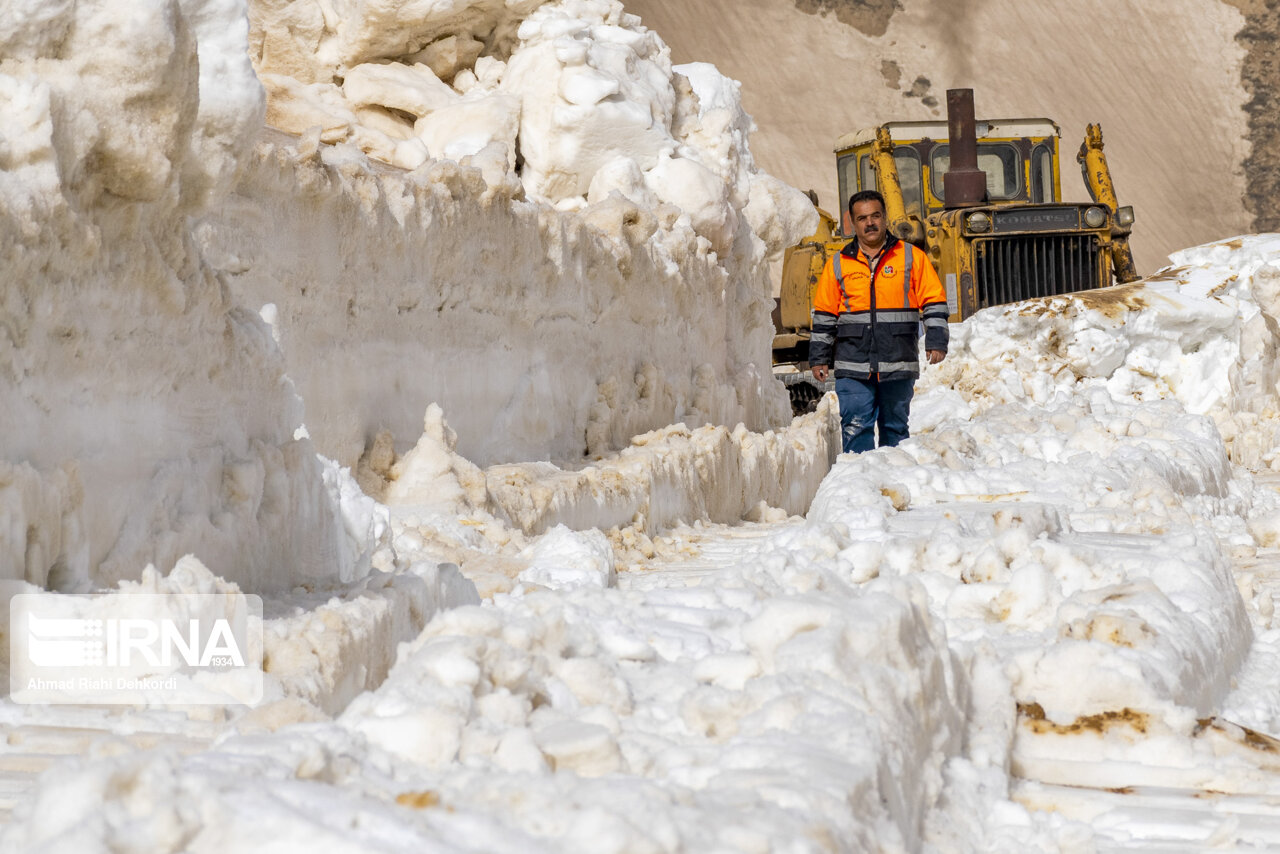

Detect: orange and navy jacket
807,235,949,381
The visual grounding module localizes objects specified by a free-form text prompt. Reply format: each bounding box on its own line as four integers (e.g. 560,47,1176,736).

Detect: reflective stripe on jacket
807,236,949,381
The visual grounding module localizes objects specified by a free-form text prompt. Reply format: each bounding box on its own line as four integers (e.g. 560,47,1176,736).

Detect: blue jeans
836,376,914,453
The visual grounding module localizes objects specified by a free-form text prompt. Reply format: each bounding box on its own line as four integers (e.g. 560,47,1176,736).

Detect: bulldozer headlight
965,211,991,233
1084,206,1107,228
1116,205,1135,227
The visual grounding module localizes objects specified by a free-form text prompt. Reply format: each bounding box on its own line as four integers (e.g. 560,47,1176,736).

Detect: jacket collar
840,232,899,259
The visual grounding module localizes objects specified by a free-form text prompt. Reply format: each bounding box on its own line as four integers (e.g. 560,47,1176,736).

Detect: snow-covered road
7,498,1280,849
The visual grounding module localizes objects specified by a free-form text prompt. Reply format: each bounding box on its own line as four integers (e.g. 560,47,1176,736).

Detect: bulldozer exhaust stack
943,89,986,208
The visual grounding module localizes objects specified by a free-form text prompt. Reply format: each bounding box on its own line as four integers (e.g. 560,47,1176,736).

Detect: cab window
1031,143,1055,203
893,148,923,217
837,153,858,232
928,143,1023,201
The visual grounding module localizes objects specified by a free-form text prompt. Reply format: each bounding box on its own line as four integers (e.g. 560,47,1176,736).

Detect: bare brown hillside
627,0,1254,275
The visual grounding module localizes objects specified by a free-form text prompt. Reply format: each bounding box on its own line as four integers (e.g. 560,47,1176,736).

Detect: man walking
808,190,949,453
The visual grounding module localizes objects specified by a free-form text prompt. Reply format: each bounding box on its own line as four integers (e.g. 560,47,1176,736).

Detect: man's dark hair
848,189,886,217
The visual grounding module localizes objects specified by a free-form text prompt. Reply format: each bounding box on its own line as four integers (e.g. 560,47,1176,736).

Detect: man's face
852,199,886,250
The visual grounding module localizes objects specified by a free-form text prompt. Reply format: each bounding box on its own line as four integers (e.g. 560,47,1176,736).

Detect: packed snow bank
812,393,1253,715
201,0,815,469
260,557,480,716
481,403,839,535
922,234,1280,472
354,402,838,596
888,235,1280,793
799,392,1262,835
0,0,355,591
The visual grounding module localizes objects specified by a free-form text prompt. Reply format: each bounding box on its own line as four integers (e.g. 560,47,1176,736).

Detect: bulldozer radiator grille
974,235,1102,308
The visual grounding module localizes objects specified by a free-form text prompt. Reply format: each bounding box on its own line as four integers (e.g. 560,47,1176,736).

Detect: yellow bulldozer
773,88,1140,412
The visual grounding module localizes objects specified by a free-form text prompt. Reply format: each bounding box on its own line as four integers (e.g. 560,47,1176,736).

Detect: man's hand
926,349,945,365
811,364,829,382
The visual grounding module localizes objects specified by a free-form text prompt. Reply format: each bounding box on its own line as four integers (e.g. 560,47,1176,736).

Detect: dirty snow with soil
5,0,1280,851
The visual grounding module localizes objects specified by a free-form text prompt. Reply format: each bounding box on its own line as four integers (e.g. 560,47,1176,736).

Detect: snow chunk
414,91,520,166
517,525,616,590
501,3,675,202
261,73,355,142
645,151,735,254
404,34,485,81
342,61,461,118
744,172,821,257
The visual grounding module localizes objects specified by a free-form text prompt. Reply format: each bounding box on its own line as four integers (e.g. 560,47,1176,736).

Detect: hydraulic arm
1078,123,1139,283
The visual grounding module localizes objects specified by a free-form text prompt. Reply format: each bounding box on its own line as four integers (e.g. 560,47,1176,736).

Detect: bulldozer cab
835,119,1063,229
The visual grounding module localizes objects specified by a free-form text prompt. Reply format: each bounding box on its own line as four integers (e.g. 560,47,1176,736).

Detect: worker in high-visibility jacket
808,190,949,453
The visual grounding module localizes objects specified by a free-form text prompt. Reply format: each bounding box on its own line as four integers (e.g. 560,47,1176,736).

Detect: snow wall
199,0,813,469
199,129,792,469
0,0,817,590
0,0,352,592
